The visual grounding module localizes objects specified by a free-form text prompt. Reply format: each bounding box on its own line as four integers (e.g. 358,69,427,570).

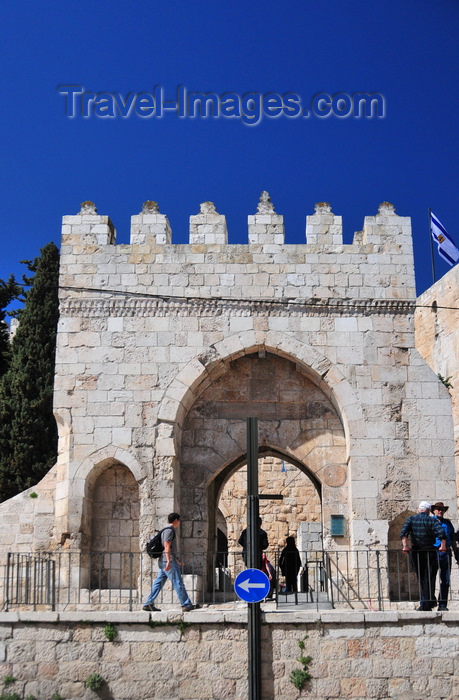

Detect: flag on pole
430,212,459,266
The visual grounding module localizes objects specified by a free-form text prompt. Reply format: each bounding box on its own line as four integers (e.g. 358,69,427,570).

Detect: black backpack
146,526,175,558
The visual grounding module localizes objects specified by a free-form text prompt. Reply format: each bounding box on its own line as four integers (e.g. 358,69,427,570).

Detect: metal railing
1,548,457,612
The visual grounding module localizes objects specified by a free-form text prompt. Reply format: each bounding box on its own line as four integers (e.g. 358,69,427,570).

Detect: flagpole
428,208,436,284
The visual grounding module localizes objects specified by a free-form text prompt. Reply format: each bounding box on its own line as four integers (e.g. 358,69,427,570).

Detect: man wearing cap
401,501,447,611
431,502,458,611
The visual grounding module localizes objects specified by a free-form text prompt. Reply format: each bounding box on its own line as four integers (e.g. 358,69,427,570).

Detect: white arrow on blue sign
234,568,270,603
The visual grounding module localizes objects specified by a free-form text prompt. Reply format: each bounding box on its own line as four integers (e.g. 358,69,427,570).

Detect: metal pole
5,553,11,612
376,550,382,611
246,417,261,700
429,208,437,284
247,417,260,570
129,552,133,612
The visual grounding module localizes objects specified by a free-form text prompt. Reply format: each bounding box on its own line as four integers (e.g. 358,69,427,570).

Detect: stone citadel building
0,195,457,700
0,193,456,580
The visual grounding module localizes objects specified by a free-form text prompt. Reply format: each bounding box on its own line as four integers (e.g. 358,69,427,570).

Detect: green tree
0,243,59,501
0,276,22,379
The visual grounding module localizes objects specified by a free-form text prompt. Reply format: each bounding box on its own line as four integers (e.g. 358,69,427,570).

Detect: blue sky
1,0,458,298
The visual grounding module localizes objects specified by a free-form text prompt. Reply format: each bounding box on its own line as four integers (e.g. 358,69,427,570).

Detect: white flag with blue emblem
430,212,459,266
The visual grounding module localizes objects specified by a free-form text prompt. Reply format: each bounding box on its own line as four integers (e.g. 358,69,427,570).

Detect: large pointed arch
174,345,349,583
156,329,364,462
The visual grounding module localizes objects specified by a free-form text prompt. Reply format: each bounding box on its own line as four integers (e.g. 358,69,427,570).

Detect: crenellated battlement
60,193,416,302
62,193,411,249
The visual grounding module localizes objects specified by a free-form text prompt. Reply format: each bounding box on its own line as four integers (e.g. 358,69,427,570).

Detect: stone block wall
0,611,458,699
298,520,324,552
415,264,459,495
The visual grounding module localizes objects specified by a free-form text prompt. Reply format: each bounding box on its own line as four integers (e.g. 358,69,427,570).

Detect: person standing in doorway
143,513,198,612
279,536,302,592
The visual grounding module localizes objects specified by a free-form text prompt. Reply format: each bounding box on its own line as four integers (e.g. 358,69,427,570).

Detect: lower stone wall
0,610,457,699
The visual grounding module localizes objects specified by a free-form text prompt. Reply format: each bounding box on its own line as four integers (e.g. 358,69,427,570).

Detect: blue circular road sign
234,568,270,603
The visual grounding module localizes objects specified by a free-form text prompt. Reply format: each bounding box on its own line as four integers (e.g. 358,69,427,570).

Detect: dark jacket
400,512,446,550
279,545,302,581
238,527,268,563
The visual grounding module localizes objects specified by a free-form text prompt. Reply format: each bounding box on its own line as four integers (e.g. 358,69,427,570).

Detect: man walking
401,501,447,611
143,513,197,612
431,501,458,610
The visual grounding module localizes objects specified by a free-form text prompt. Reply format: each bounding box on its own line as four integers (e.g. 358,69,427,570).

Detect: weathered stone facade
0,195,456,571
415,264,459,498
0,610,458,700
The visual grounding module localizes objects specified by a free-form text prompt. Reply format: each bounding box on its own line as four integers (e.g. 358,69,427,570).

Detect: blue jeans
437,551,452,608
144,558,192,607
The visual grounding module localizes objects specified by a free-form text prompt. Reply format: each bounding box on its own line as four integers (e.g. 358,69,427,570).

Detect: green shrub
177,619,191,636
103,622,118,642
290,667,311,691
438,373,453,389
85,673,105,691
289,636,312,692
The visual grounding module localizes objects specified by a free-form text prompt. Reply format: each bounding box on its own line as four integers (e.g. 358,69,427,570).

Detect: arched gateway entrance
218,452,322,554
179,350,349,588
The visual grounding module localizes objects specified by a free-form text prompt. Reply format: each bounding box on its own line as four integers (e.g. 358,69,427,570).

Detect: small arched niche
85,460,140,589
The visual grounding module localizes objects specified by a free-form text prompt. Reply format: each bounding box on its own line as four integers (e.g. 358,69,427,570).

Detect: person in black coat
279,536,302,592
238,517,269,566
